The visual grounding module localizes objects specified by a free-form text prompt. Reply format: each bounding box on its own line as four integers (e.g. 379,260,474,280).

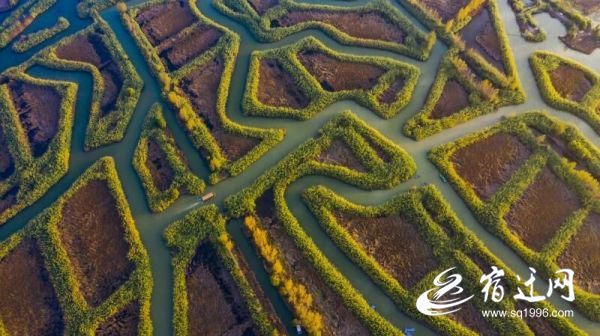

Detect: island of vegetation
121,0,284,184
430,112,600,321
243,36,420,120
0,157,152,335
12,16,70,53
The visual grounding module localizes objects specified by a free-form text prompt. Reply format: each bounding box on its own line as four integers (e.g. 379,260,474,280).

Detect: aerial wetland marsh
0,0,599,335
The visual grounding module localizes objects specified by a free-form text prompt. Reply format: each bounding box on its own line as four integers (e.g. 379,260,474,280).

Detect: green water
0,0,599,335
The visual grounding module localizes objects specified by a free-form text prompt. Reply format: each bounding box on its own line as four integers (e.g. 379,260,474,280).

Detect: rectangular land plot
302,185,581,335
556,212,600,294
135,1,223,72
156,23,223,72
333,212,439,288
186,241,259,335
274,10,406,44
0,238,64,335
450,132,532,200
431,112,600,321
504,167,582,251
6,78,61,157
57,179,135,307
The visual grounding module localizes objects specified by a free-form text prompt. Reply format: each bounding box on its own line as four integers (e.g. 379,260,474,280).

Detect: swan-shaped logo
416,267,474,316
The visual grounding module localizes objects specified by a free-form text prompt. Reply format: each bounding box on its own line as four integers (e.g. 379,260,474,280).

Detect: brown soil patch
0,125,15,180
378,76,406,105
145,139,174,192
556,213,600,294
560,28,600,54
421,0,470,22
317,138,367,172
516,302,560,336
528,126,588,171
156,23,223,72
0,238,64,335
505,168,581,251
255,190,370,335
135,1,196,46
460,8,506,72
95,302,141,336
452,133,531,200
248,0,279,16
297,50,385,92
6,79,60,157
334,212,439,288
180,58,259,162
258,59,309,109
186,241,258,336
548,63,594,102
450,301,499,336
55,32,124,116
57,179,135,307
430,79,469,119
364,136,392,163
273,10,405,44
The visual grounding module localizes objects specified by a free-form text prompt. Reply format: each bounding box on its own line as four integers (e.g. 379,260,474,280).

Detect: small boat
439,174,447,183
201,192,215,202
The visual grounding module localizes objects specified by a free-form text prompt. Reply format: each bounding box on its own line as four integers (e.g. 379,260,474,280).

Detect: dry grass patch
135,1,196,46
557,213,600,294
55,32,124,116
548,63,594,103
6,79,60,157
451,133,531,200
274,10,406,44
334,212,439,289
145,138,175,192
186,242,258,336
317,138,367,172
0,238,64,335
297,50,386,92
504,168,582,251
57,179,135,307
258,59,309,109
430,79,470,119
95,302,141,336
181,58,259,161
